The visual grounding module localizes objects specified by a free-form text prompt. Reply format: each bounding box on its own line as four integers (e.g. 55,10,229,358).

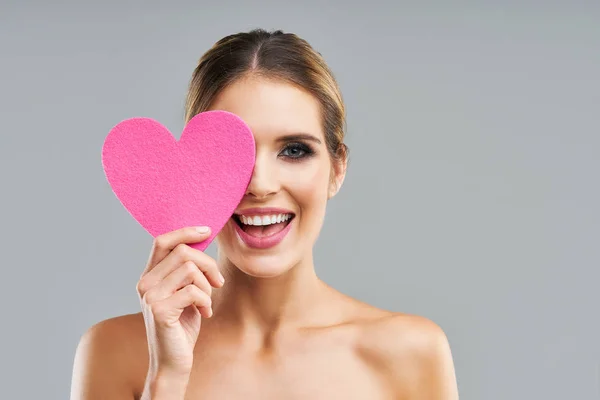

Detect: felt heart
102,110,255,251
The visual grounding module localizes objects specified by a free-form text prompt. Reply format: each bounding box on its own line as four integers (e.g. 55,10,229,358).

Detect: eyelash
279,142,315,161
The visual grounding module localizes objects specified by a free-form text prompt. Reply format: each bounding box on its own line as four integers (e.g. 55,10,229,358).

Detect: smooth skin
70,76,459,400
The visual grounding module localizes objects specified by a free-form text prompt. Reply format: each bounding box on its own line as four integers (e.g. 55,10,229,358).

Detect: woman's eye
280,143,312,159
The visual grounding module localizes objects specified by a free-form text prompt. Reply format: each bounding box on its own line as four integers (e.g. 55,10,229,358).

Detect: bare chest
183,347,394,400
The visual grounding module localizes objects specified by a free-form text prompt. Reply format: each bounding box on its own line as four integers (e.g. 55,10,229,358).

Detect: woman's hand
136,226,224,396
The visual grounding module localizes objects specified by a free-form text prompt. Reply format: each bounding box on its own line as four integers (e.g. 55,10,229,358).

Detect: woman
71,29,459,399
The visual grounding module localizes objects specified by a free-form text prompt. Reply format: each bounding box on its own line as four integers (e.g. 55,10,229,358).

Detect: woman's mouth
234,212,294,236
232,210,295,249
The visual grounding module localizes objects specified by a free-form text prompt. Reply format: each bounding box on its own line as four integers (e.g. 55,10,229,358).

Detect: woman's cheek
282,160,331,196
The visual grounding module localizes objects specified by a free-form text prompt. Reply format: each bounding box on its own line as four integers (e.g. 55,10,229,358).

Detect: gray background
1,1,598,399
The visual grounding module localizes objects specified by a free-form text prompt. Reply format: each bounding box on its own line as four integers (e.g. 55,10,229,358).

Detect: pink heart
102,110,256,251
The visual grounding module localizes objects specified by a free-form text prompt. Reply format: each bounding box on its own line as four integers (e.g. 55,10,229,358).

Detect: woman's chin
233,253,297,279
217,219,302,278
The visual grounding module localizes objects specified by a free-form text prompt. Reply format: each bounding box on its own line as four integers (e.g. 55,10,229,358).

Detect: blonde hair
184,28,348,163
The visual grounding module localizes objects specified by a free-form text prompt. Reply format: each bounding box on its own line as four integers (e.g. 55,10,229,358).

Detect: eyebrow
276,133,322,144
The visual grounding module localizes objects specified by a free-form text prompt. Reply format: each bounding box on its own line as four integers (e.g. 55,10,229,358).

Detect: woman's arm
405,319,459,400
70,317,142,400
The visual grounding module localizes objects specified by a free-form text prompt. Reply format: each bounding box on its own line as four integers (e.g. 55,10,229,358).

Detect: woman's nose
245,156,279,199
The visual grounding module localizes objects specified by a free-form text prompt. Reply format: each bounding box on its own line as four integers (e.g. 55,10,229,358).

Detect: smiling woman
70,29,459,400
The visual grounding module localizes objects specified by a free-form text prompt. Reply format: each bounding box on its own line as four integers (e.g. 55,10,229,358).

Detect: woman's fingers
143,261,213,305
137,238,224,298
144,226,212,273
151,284,213,322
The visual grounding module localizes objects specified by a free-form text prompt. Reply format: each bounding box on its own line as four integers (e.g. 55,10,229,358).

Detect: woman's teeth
239,214,292,226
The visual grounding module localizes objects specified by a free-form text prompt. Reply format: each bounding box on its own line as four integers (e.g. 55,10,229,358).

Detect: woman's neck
207,254,331,344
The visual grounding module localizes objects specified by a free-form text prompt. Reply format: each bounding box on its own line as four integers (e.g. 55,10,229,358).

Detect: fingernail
218,273,225,284
196,226,210,234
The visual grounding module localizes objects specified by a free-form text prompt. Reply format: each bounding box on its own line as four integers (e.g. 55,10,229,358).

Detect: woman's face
209,76,344,277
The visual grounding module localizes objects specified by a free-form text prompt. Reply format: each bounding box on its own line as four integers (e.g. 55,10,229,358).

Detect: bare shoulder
356,310,450,360
352,305,459,399
70,312,148,399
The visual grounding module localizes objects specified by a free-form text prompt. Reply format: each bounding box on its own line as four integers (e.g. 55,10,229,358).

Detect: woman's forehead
210,77,324,142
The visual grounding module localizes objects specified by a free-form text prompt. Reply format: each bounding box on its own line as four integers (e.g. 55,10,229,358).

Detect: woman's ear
328,157,347,199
